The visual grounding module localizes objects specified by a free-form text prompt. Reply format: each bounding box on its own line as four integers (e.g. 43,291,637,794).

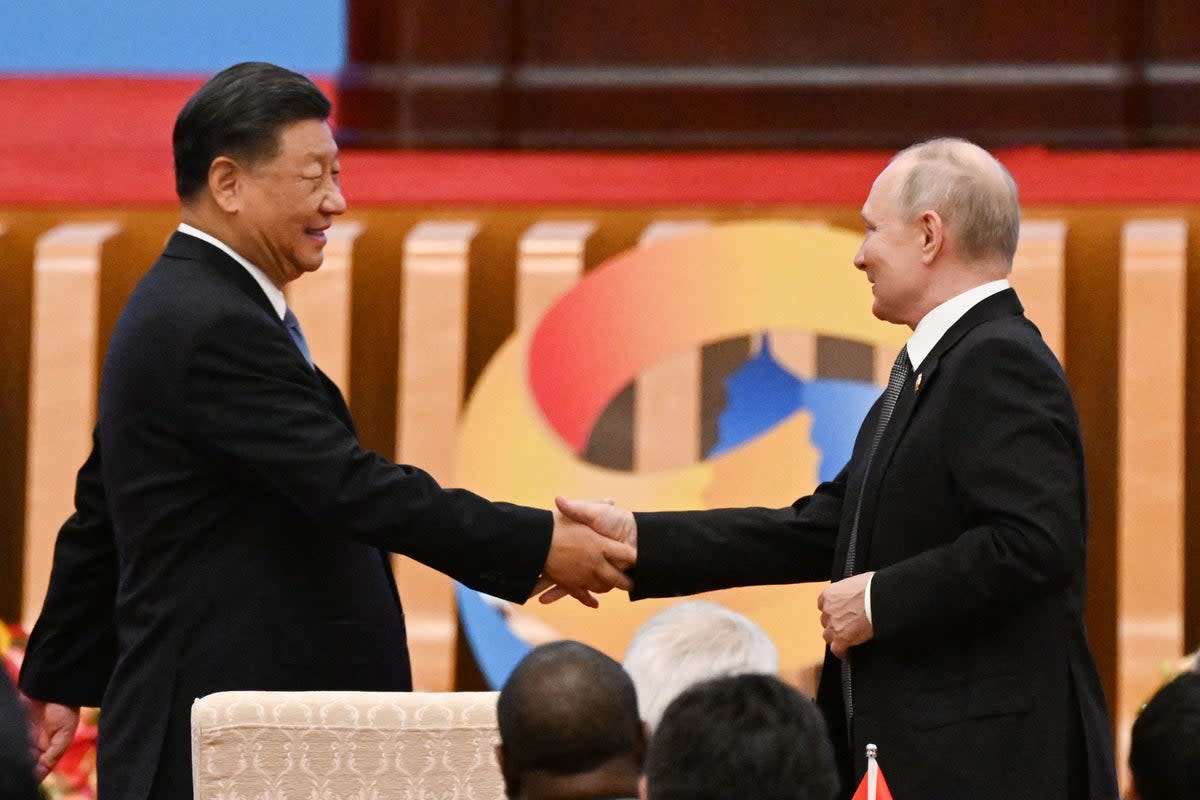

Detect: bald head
888,138,1020,269
498,641,643,777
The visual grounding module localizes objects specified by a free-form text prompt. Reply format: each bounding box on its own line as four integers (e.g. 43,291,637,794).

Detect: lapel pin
914,373,923,392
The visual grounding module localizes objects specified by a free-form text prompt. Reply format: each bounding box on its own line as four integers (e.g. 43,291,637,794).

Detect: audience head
1127,671,1200,800
624,601,778,731
497,640,646,800
173,61,332,203
641,673,838,800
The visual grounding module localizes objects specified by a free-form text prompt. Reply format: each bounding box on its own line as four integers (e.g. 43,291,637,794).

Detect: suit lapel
162,232,279,319
315,368,356,432
847,289,1025,569
167,232,354,426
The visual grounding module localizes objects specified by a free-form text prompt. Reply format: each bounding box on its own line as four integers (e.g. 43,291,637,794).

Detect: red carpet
3,76,1200,207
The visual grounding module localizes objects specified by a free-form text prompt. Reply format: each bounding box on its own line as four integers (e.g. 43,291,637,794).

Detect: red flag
850,744,893,800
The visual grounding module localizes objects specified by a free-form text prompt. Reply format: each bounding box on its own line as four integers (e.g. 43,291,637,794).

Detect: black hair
645,673,838,800
1129,670,1200,800
172,61,331,202
497,640,643,775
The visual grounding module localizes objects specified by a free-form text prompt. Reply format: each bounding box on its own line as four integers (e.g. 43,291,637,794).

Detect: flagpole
866,743,878,800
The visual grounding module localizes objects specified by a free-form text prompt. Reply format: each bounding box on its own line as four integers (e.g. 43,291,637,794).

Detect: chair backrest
191,690,504,800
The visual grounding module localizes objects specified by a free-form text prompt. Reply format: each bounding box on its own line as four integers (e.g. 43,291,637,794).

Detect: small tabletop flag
851,744,893,800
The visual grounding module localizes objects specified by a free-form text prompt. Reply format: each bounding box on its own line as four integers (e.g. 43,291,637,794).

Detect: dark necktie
283,307,314,370
841,345,911,722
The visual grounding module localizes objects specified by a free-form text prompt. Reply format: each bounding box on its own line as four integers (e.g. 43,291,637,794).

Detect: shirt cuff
864,573,874,625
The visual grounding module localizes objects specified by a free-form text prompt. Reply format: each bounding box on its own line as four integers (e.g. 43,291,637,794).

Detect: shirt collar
177,223,287,321
905,279,1010,371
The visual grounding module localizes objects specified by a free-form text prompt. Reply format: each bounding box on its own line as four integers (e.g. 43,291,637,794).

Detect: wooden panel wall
339,0,1200,148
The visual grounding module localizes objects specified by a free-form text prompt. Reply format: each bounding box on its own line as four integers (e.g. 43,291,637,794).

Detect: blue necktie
283,307,314,370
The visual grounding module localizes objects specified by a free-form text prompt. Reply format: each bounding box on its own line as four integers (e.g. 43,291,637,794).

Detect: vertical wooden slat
23,222,120,624
516,221,594,329
1115,218,1187,770
397,221,477,480
0,222,27,621
284,221,364,395
394,220,478,691
1011,219,1068,364
770,331,818,380
872,345,894,387
634,221,708,471
767,221,819,380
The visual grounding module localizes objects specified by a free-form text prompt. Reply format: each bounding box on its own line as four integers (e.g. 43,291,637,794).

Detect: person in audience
1126,670,1200,800
17,61,634,800
640,672,837,800
623,600,778,731
0,670,37,799
497,640,645,800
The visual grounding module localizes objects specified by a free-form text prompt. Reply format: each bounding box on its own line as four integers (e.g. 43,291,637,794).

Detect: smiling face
228,118,346,287
853,159,930,329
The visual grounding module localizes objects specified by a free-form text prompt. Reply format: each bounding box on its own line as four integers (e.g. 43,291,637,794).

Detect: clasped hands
534,496,638,607
537,495,876,660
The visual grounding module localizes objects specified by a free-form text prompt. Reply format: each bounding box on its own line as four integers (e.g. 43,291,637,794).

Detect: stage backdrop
0,0,343,74
2,74,1200,793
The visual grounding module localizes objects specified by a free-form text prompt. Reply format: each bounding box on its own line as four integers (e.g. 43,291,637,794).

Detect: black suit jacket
20,232,553,799
630,290,1118,799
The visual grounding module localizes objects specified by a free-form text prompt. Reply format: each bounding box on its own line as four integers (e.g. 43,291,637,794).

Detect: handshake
534,496,638,608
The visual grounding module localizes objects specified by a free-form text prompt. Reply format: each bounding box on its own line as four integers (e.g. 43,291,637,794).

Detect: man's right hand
538,498,637,608
534,496,639,605
24,698,80,781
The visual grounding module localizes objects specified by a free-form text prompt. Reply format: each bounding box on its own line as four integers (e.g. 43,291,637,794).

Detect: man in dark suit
18,62,634,800
553,138,1119,799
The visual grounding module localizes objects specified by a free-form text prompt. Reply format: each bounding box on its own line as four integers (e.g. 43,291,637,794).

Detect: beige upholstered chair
191,690,504,800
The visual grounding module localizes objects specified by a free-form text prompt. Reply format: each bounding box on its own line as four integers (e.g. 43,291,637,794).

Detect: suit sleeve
629,467,846,599
19,434,118,707
182,310,552,603
870,335,1086,640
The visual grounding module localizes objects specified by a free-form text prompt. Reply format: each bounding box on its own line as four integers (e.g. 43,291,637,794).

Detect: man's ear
919,210,944,264
639,774,650,800
208,156,242,213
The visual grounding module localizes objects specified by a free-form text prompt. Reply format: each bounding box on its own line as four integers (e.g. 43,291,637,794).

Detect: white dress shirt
177,223,287,321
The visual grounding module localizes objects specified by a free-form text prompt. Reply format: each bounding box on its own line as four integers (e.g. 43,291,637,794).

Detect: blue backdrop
0,1,345,74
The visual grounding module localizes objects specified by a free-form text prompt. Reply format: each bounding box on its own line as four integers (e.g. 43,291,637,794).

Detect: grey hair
623,601,779,731
892,137,1021,268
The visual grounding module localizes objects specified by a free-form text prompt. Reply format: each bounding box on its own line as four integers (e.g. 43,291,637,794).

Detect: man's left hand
24,698,80,781
818,572,875,660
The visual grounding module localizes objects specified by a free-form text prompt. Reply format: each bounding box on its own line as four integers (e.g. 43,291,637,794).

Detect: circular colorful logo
456,220,906,671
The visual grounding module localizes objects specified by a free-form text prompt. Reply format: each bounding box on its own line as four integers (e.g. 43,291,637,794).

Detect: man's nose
323,187,347,215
